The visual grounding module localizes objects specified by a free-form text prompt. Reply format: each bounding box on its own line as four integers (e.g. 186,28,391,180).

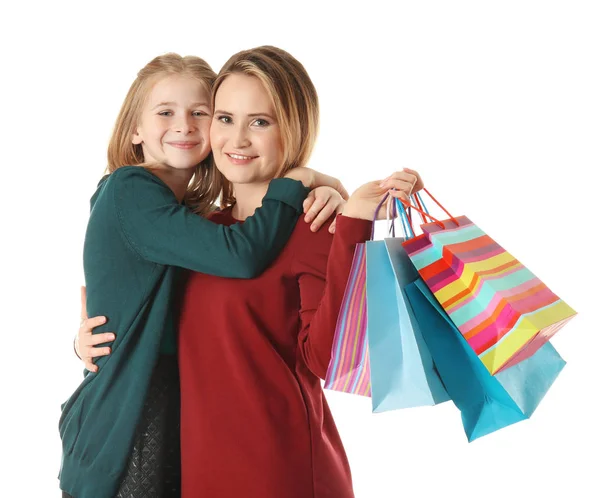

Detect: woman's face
210,73,284,186
133,75,212,171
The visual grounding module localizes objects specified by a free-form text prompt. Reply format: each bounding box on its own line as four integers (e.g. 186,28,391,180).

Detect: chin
215,167,252,184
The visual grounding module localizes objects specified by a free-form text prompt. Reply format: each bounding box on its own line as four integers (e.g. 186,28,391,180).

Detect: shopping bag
324,242,371,396
366,237,449,411
405,278,566,441
325,194,448,412
401,190,576,374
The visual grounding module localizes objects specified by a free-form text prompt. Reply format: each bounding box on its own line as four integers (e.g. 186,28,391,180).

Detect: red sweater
178,209,372,498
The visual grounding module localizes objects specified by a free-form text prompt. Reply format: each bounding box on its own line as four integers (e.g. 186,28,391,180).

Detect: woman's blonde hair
212,46,320,208
107,53,222,215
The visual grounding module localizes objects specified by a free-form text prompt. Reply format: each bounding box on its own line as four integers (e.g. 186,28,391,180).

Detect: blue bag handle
371,190,430,240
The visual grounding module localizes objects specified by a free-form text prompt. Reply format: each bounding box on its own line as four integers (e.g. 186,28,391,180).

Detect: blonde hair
212,46,320,208
107,53,222,216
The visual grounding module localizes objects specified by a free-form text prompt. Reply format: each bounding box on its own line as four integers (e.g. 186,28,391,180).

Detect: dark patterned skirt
63,354,181,498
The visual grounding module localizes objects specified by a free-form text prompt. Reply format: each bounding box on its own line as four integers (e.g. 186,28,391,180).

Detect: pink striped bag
324,242,371,396
401,190,577,374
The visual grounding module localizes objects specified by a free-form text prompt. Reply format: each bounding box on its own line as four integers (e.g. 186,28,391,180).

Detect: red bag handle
398,188,460,229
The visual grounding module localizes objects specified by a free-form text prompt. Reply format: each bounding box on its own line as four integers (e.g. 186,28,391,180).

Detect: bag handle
398,188,459,229
371,191,420,240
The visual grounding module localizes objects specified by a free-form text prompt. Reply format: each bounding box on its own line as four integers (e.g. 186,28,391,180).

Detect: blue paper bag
405,278,565,441
366,239,449,412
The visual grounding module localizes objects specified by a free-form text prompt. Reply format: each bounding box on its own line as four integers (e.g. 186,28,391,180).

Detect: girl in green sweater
59,53,346,498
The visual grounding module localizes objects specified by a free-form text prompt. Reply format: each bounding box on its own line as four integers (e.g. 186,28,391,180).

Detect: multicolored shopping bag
401,190,576,374
324,243,371,396
405,278,566,441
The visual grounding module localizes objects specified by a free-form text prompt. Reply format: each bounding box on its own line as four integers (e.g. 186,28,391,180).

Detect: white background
1,1,598,496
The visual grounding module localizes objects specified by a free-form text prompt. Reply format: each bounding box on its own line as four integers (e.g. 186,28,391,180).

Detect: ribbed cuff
264,178,310,215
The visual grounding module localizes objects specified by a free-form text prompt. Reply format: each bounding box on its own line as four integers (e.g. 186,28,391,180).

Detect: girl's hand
283,167,349,201
303,187,347,233
75,286,114,373
342,169,424,221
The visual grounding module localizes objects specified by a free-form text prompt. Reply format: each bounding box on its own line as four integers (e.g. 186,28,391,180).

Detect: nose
174,114,196,134
232,124,251,148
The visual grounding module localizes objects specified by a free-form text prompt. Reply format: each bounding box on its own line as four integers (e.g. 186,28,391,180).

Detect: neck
151,167,194,203
230,182,270,220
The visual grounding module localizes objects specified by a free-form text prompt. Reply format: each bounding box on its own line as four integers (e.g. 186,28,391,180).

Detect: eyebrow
214,109,276,120
152,101,210,110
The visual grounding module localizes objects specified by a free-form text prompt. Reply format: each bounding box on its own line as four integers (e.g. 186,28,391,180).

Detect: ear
132,128,143,145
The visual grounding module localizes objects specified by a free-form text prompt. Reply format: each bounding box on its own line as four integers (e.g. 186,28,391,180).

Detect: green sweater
59,166,308,498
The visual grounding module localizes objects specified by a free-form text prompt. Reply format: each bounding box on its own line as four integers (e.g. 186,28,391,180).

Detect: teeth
229,153,254,160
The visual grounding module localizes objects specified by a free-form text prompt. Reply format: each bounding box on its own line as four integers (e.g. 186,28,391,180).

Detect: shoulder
108,166,162,187
291,214,335,257
108,167,176,206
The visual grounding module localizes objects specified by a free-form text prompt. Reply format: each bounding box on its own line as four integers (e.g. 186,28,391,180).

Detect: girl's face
210,74,284,186
133,75,212,171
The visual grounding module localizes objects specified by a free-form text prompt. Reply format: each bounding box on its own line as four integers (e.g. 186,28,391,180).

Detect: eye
158,110,173,117
216,115,232,124
193,110,209,117
253,118,269,127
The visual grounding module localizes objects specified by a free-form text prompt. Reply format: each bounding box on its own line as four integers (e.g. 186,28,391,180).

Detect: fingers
80,316,107,333
81,339,114,374
381,170,422,196
86,332,116,347
80,286,88,321
388,187,411,203
305,187,345,231
329,218,337,234
86,346,112,358
304,188,330,225
310,202,337,232
78,315,115,373
79,320,115,351
381,176,418,202
303,190,316,215
84,360,98,373
402,167,424,192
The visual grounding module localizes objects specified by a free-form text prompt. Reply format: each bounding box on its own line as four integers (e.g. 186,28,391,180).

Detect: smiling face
209,73,284,186
132,74,212,171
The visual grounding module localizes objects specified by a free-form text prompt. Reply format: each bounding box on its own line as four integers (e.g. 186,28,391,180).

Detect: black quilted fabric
62,354,181,498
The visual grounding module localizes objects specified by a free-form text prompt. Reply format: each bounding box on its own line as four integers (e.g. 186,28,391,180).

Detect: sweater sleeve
112,167,308,278
293,214,372,379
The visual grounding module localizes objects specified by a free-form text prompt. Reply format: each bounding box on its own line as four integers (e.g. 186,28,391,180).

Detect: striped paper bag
401,191,577,375
324,243,371,396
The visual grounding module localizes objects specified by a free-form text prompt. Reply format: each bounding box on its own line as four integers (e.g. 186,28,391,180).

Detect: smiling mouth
226,153,258,160
167,142,200,149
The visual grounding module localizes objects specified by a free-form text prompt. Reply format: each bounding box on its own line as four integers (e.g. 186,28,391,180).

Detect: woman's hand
283,167,349,201
342,168,424,221
302,187,346,233
75,286,114,373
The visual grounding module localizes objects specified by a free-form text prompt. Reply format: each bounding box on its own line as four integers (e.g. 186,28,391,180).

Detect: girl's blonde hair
107,53,222,215
212,46,320,208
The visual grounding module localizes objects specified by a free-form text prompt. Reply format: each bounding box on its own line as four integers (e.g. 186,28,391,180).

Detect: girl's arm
113,166,348,277
112,167,306,278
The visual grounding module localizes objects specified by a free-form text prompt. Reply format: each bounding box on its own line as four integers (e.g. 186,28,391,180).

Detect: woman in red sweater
77,46,422,497
175,46,422,498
